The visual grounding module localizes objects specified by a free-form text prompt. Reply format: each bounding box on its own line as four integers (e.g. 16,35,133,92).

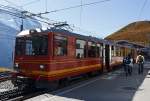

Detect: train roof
46,28,108,43
17,28,128,47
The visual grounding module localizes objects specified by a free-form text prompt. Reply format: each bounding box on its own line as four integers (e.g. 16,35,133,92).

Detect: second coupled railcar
14,29,137,87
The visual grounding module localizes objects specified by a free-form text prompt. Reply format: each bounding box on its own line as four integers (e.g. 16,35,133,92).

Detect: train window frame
88,41,97,58
15,38,26,55
30,35,48,56
111,46,115,57
25,39,33,55
97,43,103,58
15,35,48,56
75,39,86,59
115,46,120,56
120,47,124,57
54,35,68,56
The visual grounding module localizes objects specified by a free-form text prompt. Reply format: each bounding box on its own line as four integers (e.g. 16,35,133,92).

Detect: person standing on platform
127,54,133,76
123,54,133,76
136,53,145,74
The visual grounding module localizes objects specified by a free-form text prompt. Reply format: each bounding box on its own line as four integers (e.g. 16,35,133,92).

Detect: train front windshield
15,35,48,56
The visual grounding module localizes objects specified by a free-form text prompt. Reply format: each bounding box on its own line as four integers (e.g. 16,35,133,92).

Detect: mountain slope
105,21,150,45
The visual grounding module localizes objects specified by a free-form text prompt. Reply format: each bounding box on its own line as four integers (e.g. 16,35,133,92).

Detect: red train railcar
14,29,137,87
14,29,105,82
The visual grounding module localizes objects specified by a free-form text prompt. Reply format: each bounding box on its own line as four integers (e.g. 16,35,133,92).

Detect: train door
100,43,104,72
105,44,110,71
102,44,105,72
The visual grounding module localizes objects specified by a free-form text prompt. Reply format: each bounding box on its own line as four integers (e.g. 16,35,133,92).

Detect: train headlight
40,65,44,69
14,63,19,71
15,63,19,67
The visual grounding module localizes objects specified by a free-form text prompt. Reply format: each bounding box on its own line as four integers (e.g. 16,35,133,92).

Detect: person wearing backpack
136,53,145,74
125,54,133,76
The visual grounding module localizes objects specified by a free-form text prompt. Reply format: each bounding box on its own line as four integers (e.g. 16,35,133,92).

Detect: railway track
0,72,103,101
0,71,40,101
0,85,24,101
0,79,46,101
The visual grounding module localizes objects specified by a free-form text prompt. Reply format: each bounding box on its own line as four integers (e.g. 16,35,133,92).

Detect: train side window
111,46,114,56
54,35,67,56
31,36,48,55
88,42,97,57
76,39,86,59
15,38,25,55
120,48,122,56
25,40,33,55
120,48,125,57
116,47,120,56
97,44,102,57
16,35,48,56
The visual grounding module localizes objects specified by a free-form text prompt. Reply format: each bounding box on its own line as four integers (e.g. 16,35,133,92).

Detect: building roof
116,40,146,49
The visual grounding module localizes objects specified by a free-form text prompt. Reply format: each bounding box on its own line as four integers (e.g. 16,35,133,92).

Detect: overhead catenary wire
80,0,83,27
0,0,110,38
3,0,23,10
0,4,21,13
0,8,22,18
0,6,100,39
71,24,101,38
0,3,49,21
138,0,148,20
37,0,111,15
0,0,111,26
133,0,148,32
0,4,91,31
0,5,54,25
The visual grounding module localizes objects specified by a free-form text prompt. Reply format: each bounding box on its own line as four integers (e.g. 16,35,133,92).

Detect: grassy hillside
105,21,150,46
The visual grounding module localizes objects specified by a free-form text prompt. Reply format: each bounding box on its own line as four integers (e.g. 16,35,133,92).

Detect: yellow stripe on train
21,64,102,78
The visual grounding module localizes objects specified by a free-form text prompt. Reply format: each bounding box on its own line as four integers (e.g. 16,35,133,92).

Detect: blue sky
2,0,150,38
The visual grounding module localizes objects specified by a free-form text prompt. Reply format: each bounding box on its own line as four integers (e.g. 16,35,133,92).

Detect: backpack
126,58,131,64
138,55,144,63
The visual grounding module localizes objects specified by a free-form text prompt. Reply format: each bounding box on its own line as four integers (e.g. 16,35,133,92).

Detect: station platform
25,61,150,101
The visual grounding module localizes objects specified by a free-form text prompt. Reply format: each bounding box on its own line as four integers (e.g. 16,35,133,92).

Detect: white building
0,5,42,69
